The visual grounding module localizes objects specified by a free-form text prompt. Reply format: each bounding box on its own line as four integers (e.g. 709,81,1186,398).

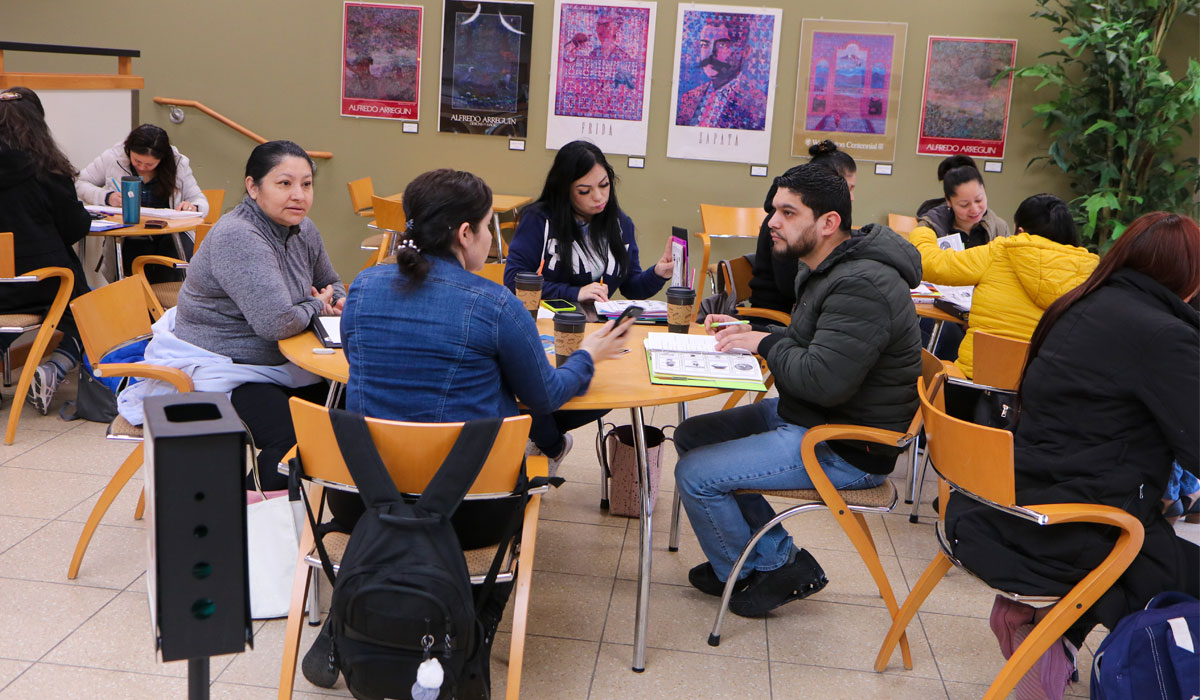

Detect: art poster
665,4,782,164
546,0,657,156
340,2,423,121
439,1,534,137
917,36,1018,159
791,19,906,163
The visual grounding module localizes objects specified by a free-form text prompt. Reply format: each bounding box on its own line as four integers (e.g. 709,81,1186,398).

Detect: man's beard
773,224,817,260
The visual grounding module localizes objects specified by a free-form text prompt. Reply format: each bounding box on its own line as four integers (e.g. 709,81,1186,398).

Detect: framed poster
791,19,906,163
917,36,1018,159
340,2,423,120
546,0,657,156
439,1,535,137
665,3,782,164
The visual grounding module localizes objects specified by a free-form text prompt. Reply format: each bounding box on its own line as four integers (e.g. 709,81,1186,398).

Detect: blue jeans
675,398,887,582
1166,462,1199,502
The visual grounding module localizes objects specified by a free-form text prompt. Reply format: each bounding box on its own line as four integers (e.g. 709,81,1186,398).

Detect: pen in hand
711,320,750,328
109,178,122,206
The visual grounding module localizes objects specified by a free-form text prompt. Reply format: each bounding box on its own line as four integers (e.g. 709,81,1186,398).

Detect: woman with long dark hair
0,88,92,415
916,154,1011,247
945,212,1200,699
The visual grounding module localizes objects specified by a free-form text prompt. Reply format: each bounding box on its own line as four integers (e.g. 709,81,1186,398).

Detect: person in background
505,140,673,467
916,154,1010,247
0,88,92,415
303,168,633,693
946,212,1199,700
75,124,209,280
908,193,1098,379
747,139,857,316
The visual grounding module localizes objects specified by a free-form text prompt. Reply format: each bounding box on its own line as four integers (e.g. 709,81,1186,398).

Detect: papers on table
642,332,766,391
595,300,668,321
910,282,942,303
89,219,127,232
84,205,201,220
937,285,974,311
313,316,341,348
936,233,965,251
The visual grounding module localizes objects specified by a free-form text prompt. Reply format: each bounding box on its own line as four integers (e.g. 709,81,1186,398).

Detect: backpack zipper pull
411,634,443,700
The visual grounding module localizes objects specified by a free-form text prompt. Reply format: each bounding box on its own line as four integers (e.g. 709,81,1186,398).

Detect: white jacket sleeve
171,150,209,217
75,151,114,205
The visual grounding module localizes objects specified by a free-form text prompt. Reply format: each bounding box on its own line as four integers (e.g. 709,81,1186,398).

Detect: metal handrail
153,97,333,159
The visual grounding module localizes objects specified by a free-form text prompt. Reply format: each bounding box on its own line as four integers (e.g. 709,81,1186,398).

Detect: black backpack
299,410,527,700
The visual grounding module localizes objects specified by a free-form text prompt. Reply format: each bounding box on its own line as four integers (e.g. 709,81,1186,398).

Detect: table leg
668,402,688,552
114,238,126,280
926,319,944,352
171,232,187,261
492,212,505,262
324,382,343,409
631,406,652,672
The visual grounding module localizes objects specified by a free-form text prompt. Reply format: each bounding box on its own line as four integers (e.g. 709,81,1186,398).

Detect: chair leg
874,552,952,671
835,507,913,669
4,322,58,445
505,493,542,700
909,449,932,523
279,519,316,700
668,490,683,552
134,486,145,520
307,569,321,626
902,441,918,505
595,419,609,510
68,443,143,579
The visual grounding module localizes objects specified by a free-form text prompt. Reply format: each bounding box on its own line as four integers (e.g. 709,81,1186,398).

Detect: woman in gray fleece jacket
174,140,344,489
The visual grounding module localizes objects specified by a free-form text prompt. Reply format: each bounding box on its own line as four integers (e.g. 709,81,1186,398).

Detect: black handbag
944,379,1018,432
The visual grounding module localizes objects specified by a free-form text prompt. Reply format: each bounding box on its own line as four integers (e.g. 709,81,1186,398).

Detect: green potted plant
1014,0,1200,250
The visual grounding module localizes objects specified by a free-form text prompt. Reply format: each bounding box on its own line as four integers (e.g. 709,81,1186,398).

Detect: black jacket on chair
946,268,1200,629
0,148,91,313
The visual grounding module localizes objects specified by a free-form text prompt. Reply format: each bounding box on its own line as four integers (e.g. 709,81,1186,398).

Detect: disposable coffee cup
553,311,587,367
666,286,696,333
120,175,142,225
514,272,543,320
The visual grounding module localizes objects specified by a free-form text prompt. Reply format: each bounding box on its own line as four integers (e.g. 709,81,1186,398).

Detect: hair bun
937,155,978,181
808,139,839,157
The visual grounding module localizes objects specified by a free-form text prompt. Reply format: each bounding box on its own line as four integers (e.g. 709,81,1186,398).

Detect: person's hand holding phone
579,316,635,362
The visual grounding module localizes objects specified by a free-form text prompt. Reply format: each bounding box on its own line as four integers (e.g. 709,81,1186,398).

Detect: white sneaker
26,362,60,416
526,433,573,478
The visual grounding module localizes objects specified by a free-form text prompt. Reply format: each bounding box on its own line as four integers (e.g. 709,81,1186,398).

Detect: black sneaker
728,548,828,618
688,561,750,597
301,620,339,688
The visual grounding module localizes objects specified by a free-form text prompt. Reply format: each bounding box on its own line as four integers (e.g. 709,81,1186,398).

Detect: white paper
936,233,964,251
317,316,342,345
644,332,763,381
644,331,741,354
595,299,667,317
84,204,201,220
670,237,686,288
938,285,974,311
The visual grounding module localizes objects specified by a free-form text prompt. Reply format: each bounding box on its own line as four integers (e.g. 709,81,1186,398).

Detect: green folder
644,351,768,392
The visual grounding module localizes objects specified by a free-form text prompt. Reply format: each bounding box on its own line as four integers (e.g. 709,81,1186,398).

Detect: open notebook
642,332,767,391
312,316,341,348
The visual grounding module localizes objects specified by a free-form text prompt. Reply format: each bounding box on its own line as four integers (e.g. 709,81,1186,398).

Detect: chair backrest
194,222,212,252
475,262,505,285
289,397,529,496
919,374,1016,506
889,213,919,235
69,275,161,365
699,204,766,238
972,331,1030,391
348,177,375,214
201,189,225,225
372,195,406,233
719,255,754,304
0,231,13,278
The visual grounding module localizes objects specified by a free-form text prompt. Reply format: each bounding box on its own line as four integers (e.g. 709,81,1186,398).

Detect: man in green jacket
675,163,922,617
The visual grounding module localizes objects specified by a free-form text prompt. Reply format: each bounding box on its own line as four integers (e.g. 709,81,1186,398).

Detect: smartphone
144,219,168,229
541,299,576,313
612,304,644,335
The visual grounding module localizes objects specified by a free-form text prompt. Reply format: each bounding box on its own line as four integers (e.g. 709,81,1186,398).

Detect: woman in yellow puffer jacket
910,193,1099,378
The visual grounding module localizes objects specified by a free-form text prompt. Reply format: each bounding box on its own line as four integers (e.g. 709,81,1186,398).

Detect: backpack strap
328,407,407,509
415,417,504,518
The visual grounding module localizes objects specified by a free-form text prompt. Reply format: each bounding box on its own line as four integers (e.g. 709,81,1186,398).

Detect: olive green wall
7,1,1198,282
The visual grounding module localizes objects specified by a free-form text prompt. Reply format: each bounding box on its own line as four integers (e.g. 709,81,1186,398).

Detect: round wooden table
90,214,205,278
278,320,726,671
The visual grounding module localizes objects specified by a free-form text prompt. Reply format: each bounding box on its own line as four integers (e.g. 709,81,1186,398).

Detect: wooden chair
66,275,188,579
130,222,213,310
363,194,407,267
277,399,548,700
201,188,225,225
347,177,375,218
475,262,506,285
703,421,919,665
694,204,767,296
907,333,1027,522
889,213,919,236
904,350,962,522
874,374,1145,698
1,232,75,445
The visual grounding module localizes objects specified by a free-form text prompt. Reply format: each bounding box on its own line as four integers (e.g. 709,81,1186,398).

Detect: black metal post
188,657,209,700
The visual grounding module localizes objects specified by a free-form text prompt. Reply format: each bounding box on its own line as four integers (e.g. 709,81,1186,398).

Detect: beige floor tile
0,466,109,520
895,556,998,619
0,663,186,699
771,661,949,700
490,633,598,700
0,516,47,554
588,642,771,699
943,680,997,700
56,477,145,529
216,617,348,696
603,579,768,659
497,571,612,642
919,610,1006,685
881,512,942,561
534,519,627,578
0,578,116,660
0,520,145,590
803,548,910,610
4,430,139,477
539,479,630,529
0,428,57,465
210,682,333,700
615,523,705,586
768,598,939,678
0,659,30,691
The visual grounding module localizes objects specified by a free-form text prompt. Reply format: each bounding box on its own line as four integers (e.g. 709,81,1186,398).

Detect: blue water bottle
120,175,141,225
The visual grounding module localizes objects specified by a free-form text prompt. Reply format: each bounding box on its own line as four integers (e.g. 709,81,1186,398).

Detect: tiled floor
1,380,1197,699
